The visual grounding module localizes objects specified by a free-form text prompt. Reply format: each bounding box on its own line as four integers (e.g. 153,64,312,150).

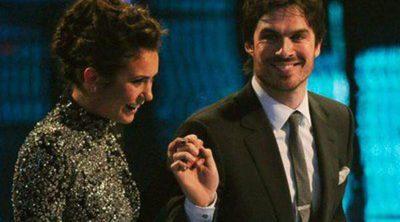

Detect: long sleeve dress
12,95,140,221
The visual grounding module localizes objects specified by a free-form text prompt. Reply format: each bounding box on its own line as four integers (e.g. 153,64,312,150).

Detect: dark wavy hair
52,0,165,89
242,0,326,75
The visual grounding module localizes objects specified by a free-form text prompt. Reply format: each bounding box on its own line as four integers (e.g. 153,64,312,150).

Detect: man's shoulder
309,91,348,108
309,91,351,117
185,90,241,124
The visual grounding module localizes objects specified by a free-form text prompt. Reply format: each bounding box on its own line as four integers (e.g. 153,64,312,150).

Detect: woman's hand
168,134,219,207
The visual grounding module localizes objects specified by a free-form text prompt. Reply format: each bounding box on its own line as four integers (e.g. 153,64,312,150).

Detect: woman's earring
90,86,97,93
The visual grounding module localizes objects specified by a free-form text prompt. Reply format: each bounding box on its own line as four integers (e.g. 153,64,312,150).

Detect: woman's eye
131,78,144,85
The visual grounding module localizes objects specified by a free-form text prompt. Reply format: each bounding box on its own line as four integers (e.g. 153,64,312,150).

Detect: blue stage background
1,0,399,221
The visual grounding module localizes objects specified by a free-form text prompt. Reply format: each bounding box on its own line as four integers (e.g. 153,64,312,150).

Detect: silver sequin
12,96,140,221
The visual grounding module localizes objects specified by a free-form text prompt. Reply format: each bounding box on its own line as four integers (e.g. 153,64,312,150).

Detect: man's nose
275,38,294,58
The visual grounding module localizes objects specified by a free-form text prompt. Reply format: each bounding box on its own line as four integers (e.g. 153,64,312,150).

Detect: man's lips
270,61,301,74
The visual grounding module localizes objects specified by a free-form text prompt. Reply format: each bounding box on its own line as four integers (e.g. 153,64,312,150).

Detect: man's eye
261,34,278,42
291,33,306,42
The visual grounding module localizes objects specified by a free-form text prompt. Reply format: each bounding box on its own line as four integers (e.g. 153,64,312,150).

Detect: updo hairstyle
52,0,165,89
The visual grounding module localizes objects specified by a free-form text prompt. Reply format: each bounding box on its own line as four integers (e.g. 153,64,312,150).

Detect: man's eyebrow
259,27,310,35
259,28,279,34
292,29,310,35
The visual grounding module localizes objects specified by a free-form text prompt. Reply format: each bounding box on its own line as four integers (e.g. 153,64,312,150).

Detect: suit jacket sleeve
332,105,355,222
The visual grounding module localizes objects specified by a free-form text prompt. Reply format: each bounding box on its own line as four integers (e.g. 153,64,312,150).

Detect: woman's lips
125,104,139,113
125,96,145,113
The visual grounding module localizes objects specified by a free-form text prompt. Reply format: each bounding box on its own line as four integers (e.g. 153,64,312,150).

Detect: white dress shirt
252,76,321,220
184,196,217,222
184,77,320,222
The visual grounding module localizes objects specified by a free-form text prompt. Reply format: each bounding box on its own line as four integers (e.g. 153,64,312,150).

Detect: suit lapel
235,84,294,221
309,93,339,222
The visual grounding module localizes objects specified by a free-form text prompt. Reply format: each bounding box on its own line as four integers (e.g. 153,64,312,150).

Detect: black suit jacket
166,83,354,222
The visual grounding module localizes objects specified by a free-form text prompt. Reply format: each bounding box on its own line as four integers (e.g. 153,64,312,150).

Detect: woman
12,0,165,220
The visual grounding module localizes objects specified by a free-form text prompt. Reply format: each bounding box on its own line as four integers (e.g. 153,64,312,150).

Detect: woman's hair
52,0,165,89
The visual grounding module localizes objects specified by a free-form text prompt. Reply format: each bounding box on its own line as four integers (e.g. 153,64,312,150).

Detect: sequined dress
12,96,140,221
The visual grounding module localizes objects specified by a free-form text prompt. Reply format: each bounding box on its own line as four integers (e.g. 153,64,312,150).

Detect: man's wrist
184,194,217,222
189,192,217,207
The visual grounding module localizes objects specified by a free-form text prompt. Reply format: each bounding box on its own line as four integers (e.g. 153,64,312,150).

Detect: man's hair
52,0,166,89
242,0,326,74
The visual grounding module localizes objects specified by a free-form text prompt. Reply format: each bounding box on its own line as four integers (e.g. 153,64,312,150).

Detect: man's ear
83,67,99,93
314,41,322,58
244,42,254,56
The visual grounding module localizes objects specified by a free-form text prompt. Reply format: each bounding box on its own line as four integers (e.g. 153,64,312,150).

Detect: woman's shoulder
16,105,87,169
22,109,67,150
12,108,76,220
16,111,68,170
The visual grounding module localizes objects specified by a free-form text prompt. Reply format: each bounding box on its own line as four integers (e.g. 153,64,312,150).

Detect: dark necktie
288,111,312,222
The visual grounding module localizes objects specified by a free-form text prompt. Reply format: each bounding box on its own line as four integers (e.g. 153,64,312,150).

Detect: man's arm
166,120,221,222
332,106,355,222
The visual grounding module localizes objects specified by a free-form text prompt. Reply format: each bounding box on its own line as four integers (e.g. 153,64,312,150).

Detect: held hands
168,134,219,207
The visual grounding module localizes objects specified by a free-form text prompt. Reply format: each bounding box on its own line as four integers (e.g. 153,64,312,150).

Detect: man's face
245,5,321,93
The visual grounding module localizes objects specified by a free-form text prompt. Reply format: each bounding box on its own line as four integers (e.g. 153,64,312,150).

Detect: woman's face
93,50,159,124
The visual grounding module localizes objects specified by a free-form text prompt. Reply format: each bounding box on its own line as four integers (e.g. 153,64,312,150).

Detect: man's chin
265,81,305,93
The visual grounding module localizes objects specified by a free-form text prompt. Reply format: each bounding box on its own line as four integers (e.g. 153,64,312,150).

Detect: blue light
0,25,50,124
355,47,400,220
151,1,244,143
309,54,350,105
308,0,349,105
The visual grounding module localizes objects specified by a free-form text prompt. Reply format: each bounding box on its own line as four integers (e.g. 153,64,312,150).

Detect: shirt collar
251,76,311,130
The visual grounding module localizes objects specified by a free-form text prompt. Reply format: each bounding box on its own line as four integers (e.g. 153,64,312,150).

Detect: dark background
1,0,400,221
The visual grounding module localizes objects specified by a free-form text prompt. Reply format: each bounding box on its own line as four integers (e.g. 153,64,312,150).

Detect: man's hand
168,134,219,207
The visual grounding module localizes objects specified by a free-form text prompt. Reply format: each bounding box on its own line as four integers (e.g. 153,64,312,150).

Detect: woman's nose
143,82,153,102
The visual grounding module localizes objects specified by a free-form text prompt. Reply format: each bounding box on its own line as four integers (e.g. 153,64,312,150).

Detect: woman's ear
83,67,99,93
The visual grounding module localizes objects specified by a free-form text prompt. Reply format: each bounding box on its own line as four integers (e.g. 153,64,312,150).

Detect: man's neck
256,78,307,109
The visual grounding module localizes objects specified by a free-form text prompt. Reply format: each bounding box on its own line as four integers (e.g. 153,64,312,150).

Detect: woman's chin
119,115,135,124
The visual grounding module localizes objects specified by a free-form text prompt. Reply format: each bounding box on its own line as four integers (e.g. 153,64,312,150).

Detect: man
167,0,354,221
